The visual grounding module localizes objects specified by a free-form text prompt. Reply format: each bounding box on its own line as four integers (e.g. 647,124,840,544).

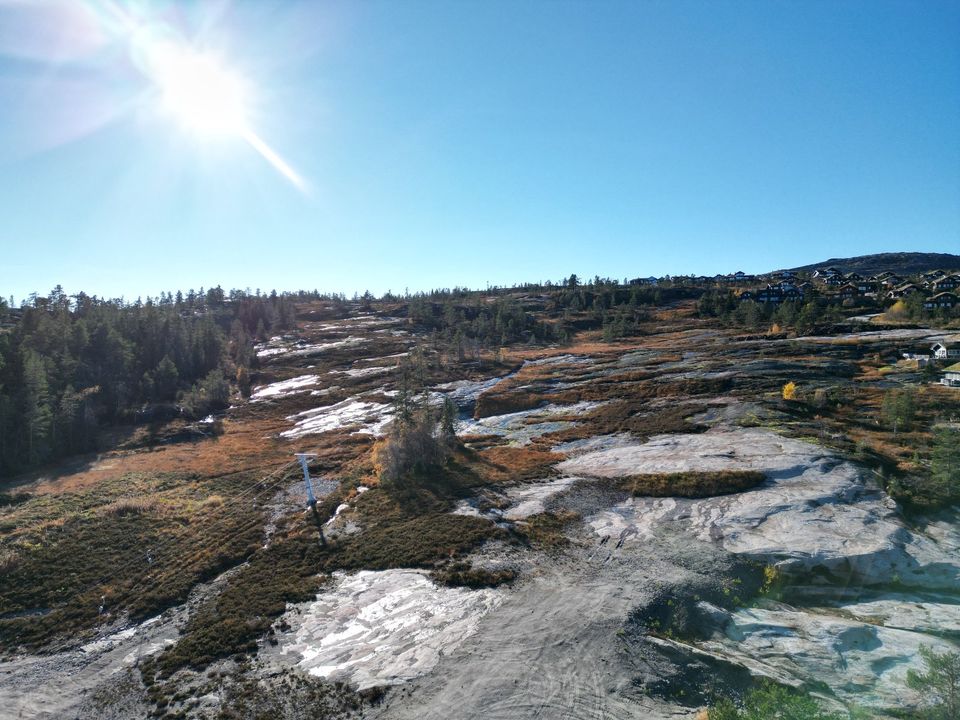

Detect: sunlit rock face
697,602,959,710
566,428,959,590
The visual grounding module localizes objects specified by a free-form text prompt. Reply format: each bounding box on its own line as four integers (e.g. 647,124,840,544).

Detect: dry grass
619,471,766,498
513,510,580,548
0,548,19,572
539,400,706,445
99,497,165,517
431,562,517,588
468,445,562,484
474,391,545,418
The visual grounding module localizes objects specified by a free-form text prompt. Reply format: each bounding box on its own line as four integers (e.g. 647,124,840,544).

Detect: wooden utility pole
295,453,327,547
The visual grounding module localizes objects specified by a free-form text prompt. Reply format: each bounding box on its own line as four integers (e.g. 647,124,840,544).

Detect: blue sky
0,0,958,302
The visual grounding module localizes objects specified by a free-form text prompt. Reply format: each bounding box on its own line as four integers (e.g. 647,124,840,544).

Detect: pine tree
907,645,960,720
439,397,457,444
21,350,53,466
929,427,960,503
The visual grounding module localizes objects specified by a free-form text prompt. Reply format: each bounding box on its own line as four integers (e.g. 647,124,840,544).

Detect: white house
932,341,960,360
941,362,960,388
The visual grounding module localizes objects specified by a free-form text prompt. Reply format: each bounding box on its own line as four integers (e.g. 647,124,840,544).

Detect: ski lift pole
295,453,327,547
295,453,317,507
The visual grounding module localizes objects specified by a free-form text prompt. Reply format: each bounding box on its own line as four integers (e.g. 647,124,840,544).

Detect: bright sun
129,25,305,190
150,44,249,136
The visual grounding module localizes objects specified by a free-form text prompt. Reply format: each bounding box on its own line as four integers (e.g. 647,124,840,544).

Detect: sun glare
99,4,307,190
150,44,249,136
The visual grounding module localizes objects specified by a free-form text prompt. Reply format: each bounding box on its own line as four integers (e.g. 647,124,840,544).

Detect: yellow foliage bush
782,381,797,400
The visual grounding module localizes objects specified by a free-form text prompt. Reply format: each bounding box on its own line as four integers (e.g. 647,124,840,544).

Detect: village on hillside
627,265,960,388
631,266,960,310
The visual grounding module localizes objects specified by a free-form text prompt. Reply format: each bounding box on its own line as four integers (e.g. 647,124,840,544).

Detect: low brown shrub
619,470,765,498
431,562,517,588
474,391,544,419
513,510,579,548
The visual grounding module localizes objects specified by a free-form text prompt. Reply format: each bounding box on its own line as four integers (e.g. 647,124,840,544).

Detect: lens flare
151,45,249,137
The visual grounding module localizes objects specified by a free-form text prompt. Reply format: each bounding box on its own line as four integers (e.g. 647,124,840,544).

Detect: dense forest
0,286,296,476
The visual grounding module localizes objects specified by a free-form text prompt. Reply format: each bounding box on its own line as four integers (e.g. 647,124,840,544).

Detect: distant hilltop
781,252,960,277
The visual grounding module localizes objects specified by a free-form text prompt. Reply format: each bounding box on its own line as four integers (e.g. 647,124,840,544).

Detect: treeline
884,294,960,324
698,291,844,333
407,295,558,357
0,286,295,476
403,281,701,352
551,282,698,342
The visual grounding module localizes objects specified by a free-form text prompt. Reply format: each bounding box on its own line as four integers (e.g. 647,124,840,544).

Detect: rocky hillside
1,292,959,720
783,251,960,276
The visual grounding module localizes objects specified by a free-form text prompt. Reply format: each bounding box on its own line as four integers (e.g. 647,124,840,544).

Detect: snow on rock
457,401,603,446
281,570,502,690
280,399,393,439
434,376,510,408
331,365,394,379
501,477,583,520
250,374,319,401
523,354,594,366
570,428,960,589
256,337,366,360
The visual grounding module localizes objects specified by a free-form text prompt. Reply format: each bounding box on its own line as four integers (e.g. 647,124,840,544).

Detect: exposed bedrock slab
697,601,960,710
564,428,960,590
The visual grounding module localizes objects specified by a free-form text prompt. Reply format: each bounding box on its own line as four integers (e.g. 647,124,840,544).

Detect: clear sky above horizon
1,0,958,303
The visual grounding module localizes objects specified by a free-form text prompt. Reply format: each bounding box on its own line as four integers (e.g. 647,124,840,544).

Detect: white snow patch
257,337,366,360
457,401,603,445
281,399,393,439
434,376,509,405
281,569,502,689
502,477,583,520
326,503,351,527
331,366,393,379
255,346,289,358
250,375,319,401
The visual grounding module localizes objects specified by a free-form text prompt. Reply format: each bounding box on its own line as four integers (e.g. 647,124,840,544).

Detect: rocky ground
2,300,958,718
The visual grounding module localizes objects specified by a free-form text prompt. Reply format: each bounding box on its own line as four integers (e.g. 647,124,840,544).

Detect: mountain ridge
780,251,960,276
